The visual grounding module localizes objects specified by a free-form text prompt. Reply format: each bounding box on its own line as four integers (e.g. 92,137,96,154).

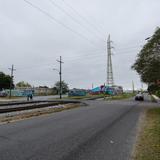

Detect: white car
0,91,8,97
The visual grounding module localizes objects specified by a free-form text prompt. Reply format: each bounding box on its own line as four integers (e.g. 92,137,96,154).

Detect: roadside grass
106,93,135,100
133,108,160,160
49,93,135,101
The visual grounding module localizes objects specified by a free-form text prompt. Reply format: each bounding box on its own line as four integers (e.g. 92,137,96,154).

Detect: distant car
135,93,144,101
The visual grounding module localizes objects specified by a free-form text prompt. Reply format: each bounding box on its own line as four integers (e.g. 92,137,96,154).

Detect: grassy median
66,93,135,100
133,108,160,160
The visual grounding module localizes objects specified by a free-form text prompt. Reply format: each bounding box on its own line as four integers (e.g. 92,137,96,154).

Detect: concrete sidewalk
152,94,160,103
0,97,25,102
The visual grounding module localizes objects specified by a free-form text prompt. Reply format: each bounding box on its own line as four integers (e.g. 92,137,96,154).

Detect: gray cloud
0,0,160,89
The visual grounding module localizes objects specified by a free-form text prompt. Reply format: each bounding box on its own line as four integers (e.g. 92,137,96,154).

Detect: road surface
0,96,155,160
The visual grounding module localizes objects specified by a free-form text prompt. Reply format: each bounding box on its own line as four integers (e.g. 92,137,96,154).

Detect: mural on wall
5,89,34,97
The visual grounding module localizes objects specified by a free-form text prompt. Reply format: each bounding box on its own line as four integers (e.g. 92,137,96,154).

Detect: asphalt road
0,96,155,160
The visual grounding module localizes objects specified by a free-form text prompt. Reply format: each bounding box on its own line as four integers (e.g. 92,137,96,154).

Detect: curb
151,94,160,104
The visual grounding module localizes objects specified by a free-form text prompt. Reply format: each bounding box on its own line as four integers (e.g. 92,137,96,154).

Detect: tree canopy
132,27,160,84
0,72,13,90
16,81,32,88
54,81,69,94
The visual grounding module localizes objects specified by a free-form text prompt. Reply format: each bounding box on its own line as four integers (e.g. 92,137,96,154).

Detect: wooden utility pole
57,56,64,99
132,80,135,93
8,65,16,98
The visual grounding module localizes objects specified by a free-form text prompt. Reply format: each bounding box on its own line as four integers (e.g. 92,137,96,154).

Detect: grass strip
133,108,160,160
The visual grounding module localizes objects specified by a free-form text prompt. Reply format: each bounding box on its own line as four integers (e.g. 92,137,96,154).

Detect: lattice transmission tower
107,35,114,86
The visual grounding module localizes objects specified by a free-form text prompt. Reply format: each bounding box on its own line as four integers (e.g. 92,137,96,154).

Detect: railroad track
0,100,81,114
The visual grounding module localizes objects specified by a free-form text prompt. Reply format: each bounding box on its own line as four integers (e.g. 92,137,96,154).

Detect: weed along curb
0,100,81,114
132,107,160,160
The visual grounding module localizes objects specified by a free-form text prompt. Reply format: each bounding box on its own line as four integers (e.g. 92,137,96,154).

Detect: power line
114,45,141,51
64,47,140,61
8,48,139,80
48,0,105,42
61,0,105,36
4,45,140,72
40,46,140,62
13,47,139,71
64,50,139,62
23,0,97,47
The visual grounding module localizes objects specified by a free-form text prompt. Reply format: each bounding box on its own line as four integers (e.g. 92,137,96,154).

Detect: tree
0,72,14,90
38,86,48,88
54,81,69,94
16,81,31,88
132,27,160,84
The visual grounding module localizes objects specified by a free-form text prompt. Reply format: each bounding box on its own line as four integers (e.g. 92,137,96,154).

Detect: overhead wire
10,44,140,71
23,0,98,48
14,47,140,71
1,43,140,72
114,45,142,51
48,0,105,42
61,0,105,36
11,1,142,72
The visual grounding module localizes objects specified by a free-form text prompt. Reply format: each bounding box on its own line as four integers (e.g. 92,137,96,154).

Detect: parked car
135,93,144,101
0,91,8,97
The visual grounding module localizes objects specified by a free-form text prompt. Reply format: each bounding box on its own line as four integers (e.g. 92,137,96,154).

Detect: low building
7,86,56,97
68,89,87,96
90,85,123,95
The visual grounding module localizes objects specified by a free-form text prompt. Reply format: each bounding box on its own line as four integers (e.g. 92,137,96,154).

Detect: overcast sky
0,0,160,89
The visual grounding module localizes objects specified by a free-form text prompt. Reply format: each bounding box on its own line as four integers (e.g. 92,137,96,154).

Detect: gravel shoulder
0,103,81,124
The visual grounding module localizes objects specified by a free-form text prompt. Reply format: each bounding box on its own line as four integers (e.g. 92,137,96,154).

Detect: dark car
135,93,144,101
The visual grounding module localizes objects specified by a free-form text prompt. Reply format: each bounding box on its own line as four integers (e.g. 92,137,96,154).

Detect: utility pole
141,82,143,92
92,83,94,89
107,35,114,86
8,64,16,99
132,80,135,93
56,56,64,99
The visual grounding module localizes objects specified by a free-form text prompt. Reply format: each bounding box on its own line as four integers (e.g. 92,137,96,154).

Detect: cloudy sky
0,0,160,89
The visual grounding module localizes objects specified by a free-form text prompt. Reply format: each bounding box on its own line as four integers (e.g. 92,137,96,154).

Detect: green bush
155,90,160,98
148,84,160,94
